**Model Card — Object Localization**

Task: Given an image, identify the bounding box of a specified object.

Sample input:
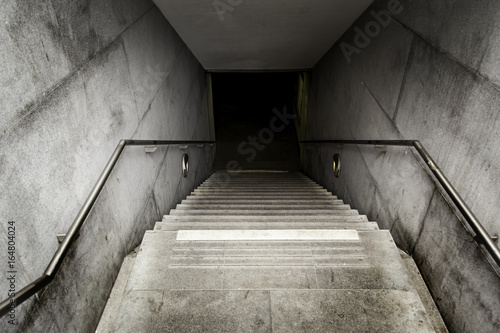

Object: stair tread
[176,204,346,209]
[190,192,333,195]
[162,215,370,222]
[112,289,435,333]
[173,205,351,210]
[155,221,380,231]
[125,230,419,292]
[169,209,360,216]
[183,198,340,202]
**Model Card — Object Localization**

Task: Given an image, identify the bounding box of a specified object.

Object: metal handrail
[0,139,215,317]
[301,139,500,267]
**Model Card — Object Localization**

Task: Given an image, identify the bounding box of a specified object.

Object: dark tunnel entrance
[211,72,302,171]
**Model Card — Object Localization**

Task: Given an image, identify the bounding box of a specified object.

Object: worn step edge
[191,192,331,196]
[95,246,140,333]
[183,197,339,202]
[178,200,345,205]
[205,180,317,183]
[162,215,369,222]
[169,210,359,216]
[174,204,348,210]
[193,189,328,192]
[199,183,319,185]
[202,179,317,182]
[175,229,360,241]
[154,221,380,231]
[172,205,352,212]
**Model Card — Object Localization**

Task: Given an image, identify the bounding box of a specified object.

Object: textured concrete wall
[0,1,213,332]
[303,0,500,332]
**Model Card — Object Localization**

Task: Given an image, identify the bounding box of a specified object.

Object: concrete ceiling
[153,0,373,71]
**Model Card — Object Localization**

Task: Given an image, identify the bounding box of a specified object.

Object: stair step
[207,172,307,176]
[181,199,344,205]
[112,288,434,333]
[204,178,316,180]
[200,184,320,188]
[155,221,380,231]
[182,197,339,203]
[202,179,317,183]
[201,179,319,184]
[124,230,419,292]
[202,181,317,185]
[188,193,334,197]
[203,178,315,180]
[176,229,359,241]
[191,191,331,196]
[175,204,347,210]
[162,215,370,222]
[173,205,352,211]
[169,209,359,216]
[193,188,328,193]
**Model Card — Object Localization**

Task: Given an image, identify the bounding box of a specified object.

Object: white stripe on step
[176,229,359,241]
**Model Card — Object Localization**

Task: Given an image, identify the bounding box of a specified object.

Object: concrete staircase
[105,171,437,332]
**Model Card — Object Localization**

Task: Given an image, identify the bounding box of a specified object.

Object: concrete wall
[0,1,213,331]
[303,0,500,332]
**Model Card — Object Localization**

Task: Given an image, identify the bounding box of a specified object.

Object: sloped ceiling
[153,0,373,71]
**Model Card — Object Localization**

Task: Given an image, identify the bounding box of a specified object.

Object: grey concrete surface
[414,191,500,332]
[103,171,435,331]
[111,288,434,333]
[182,198,342,203]
[0,2,213,332]
[96,246,140,333]
[303,1,500,332]
[0,0,154,136]
[395,37,500,237]
[194,187,328,192]
[271,289,433,333]
[112,229,432,330]
[341,7,413,119]
[155,221,380,231]
[380,0,500,87]
[112,290,273,333]
[399,250,448,333]
[176,203,346,208]
[153,0,373,70]
[162,215,370,223]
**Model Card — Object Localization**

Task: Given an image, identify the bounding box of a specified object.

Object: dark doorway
[212,73,301,171]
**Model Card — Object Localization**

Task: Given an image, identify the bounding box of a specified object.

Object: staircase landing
[103,171,439,332]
